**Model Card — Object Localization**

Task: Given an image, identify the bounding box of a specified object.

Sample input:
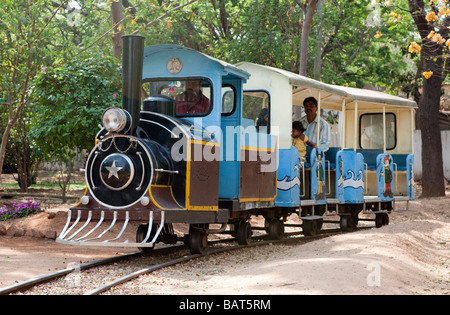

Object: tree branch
[132,0,199,35]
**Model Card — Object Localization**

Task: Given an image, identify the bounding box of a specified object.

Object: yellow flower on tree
[408,41,421,53]
[423,71,433,79]
[375,31,383,38]
[432,33,445,44]
[439,4,450,16]
[426,12,439,22]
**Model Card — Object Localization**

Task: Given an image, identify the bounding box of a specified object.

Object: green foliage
[30,54,122,159]
[0,0,426,172]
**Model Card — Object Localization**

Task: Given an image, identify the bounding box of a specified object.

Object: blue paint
[276,148,301,207]
[336,149,365,204]
[407,154,415,200]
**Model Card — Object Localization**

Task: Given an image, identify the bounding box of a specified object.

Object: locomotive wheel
[340,215,357,232]
[302,219,322,236]
[267,218,284,240]
[136,224,157,253]
[236,220,252,245]
[188,225,208,254]
[375,213,389,228]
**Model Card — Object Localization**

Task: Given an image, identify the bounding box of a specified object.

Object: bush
[0,199,44,221]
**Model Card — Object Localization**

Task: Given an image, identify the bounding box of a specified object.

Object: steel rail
[84,226,369,295]
[0,251,144,295]
[0,225,374,295]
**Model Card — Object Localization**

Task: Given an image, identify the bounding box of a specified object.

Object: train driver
[175,79,210,115]
[299,97,331,152]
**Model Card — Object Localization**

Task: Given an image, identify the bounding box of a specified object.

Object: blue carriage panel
[390,154,408,171]
[275,147,300,207]
[310,148,327,205]
[376,153,394,201]
[336,149,365,204]
[356,149,383,170]
[219,124,239,199]
[304,145,312,168]
[407,154,415,200]
[325,146,340,170]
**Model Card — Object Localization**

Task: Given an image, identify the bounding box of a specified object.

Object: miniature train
[56,35,416,253]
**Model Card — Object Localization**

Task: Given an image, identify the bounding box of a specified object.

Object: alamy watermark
[64,262,81,288]
[366,262,381,287]
[67,0,81,27]
[169,118,279,173]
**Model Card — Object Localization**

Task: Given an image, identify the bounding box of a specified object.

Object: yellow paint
[240,146,274,152]
[239,196,276,202]
[191,139,220,147]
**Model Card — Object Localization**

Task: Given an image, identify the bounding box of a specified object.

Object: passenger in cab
[175,79,210,115]
[300,97,331,152]
[292,121,317,162]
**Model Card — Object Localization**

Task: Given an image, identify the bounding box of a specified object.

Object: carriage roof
[336,86,417,109]
[235,62,417,111]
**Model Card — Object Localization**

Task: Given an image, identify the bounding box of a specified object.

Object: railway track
[0,225,372,295]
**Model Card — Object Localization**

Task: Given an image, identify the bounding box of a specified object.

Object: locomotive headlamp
[102,107,132,133]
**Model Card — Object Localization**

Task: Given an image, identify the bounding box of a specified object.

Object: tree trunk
[408,0,446,197]
[111,1,124,60]
[297,0,318,76]
[313,0,324,80]
[419,41,446,197]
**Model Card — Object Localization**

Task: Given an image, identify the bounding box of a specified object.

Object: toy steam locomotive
[57,35,416,254]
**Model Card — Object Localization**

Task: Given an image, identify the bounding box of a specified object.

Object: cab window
[243,91,270,133]
[147,79,212,116]
[221,85,236,115]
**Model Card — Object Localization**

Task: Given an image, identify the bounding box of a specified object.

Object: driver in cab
[175,80,210,115]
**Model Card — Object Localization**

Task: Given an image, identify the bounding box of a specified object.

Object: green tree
[30,54,122,202]
[0,0,68,180]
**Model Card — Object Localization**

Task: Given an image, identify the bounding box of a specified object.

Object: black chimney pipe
[122,35,145,134]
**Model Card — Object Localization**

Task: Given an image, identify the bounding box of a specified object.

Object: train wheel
[302,219,322,236]
[236,220,252,245]
[188,225,208,254]
[340,215,357,232]
[375,213,389,228]
[267,218,284,240]
[136,224,156,253]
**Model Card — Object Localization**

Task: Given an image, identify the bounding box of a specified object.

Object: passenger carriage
[236,62,417,234]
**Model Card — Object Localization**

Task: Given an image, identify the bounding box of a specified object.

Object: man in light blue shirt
[299,97,330,152]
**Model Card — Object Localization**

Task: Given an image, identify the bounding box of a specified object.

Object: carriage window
[243,91,270,133]
[147,79,211,116]
[360,113,396,150]
[221,86,235,115]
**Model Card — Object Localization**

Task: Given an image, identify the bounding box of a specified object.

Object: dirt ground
[0,176,449,294]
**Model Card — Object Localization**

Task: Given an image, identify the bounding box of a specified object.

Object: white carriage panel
[237,63,293,150]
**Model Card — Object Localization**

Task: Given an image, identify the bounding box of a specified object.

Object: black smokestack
[122,35,145,134]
